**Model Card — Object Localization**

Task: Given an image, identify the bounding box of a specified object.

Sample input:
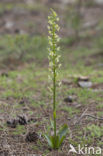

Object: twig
[74,108,88,124]
[75,110,103,125]
[82,114,103,121]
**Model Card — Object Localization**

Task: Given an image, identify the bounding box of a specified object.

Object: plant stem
[53,23,56,137]
[53,66,56,137]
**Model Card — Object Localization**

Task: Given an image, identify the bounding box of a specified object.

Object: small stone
[5,21,14,29]
[77,76,89,82]
[14,29,20,34]
[95,0,103,4]
[19,100,25,105]
[97,63,103,67]
[78,81,92,88]
[14,29,26,34]
[64,96,73,103]
[26,0,34,5]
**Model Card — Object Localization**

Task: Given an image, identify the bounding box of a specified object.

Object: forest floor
[0,0,103,156]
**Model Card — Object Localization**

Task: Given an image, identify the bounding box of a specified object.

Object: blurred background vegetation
[0,0,103,69]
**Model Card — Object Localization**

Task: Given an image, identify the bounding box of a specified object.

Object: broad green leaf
[58,124,68,140]
[44,135,53,148]
[59,135,65,146]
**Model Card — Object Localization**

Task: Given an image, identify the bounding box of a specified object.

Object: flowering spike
[45,9,68,150]
[48,9,61,138]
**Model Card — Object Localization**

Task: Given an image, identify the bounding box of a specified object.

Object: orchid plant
[45,9,68,150]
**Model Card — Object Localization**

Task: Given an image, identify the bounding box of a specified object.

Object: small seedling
[45,9,68,150]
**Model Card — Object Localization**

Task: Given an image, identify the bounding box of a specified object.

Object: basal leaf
[44,134,53,148]
[51,135,60,149]
[59,135,65,146]
[58,124,68,140]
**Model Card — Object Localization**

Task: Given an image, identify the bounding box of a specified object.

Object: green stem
[52,22,56,137]
[53,67,56,137]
